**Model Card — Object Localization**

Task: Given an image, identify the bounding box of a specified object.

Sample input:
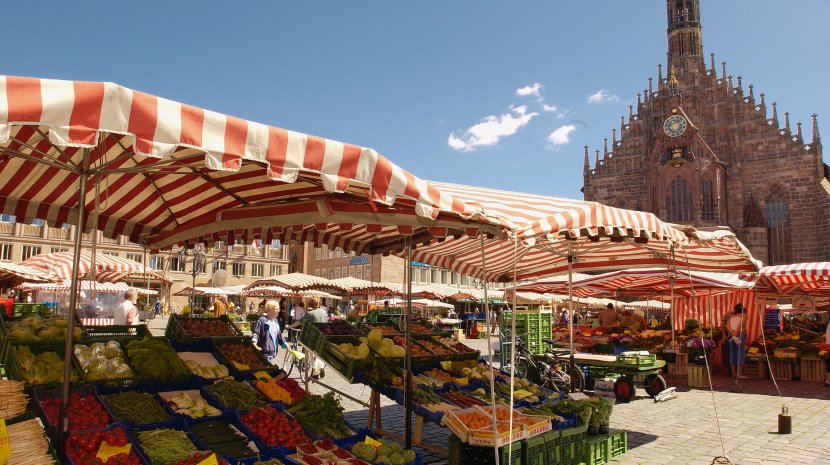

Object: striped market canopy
[173,286,244,297]
[244,272,347,292]
[329,277,403,295]
[0,261,60,283]
[239,286,292,298]
[519,268,755,298]
[409,183,759,282]
[18,280,147,294]
[0,76,499,254]
[20,250,155,282]
[755,262,830,295]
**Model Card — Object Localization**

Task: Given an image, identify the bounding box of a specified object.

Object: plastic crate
[212,336,283,377]
[72,339,144,389]
[84,324,151,340]
[7,341,85,391]
[584,429,627,465]
[32,384,117,442]
[4,411,62,465]
[522,432,547,465]
[553,423,588,465]
[166,314,244,342]
[448,434,523,465]
[616,353,657,366]
[298,320,327,354]
[189,412,262,460]
[0,313,86,363]
[131,416,202,465]
[64,422,145,465]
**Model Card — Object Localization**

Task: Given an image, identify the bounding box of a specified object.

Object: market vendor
[619,310,646,332]
[599,303,620,327]
[252,300,288,363]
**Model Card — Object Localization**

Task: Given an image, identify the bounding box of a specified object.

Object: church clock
[663,114,687,137]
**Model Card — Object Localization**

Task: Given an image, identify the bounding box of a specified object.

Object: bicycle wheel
[281,349,295,377]
[547,359,585,393]
[515,357,531,379]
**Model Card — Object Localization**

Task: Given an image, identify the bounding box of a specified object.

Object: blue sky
[3,1,828,199]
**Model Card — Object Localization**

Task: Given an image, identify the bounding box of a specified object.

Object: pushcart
[572,353,668,403]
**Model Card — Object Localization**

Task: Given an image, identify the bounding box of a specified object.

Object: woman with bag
[726,304,748,379]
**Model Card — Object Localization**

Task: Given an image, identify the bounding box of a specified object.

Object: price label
[0,419,10,465]
[440,361,452,370]
[96,442,131,461]
[748,347,759,354]
[196,453,219,465]
[364,436,382,448]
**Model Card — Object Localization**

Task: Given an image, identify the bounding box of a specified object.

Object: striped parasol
[754,262,830,295]
[20,250,156,282]
[0,262,60,283]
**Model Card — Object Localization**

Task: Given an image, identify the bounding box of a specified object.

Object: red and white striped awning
[244,273,347,292]
[0,76,499,255]
[672,290,761,344]
[20,250,158,282]
[173,286,243,297]
[0,262,60,283]
[329,277,403,296]
[519,268,755,298]
[755,262,830,295]
[409,183,759,281]
[18,280,153,294]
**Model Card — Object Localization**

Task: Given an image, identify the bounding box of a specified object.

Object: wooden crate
[799,357,826,383]
[741,359,768,379]
[687,365,711,388]
[770,359,794,381]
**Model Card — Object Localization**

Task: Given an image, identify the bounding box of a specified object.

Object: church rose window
[764,187,792,264]
[701,177,715,221]
[665,175,694,223]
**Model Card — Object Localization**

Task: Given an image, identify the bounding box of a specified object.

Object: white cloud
[587,89,621,104]
[516,83,542,98]
[547,124,577,148]
[542,104,558,113]
[448,105,538,152]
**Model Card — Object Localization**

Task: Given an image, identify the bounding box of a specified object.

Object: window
[349,265,355,278]
[315,268,321,277]
[213,261,227,274]
[32,219,45,226]
[102,251,119,257]
[334,267,341,279]
[430,268,438,284]
[328,247,334,259]
[270,239,281,249]
[150,255,165,270]
[214,241,225,253]
[232,262,245,277]
[450,271,457,285]
[321,269,328,279]
[126,253,142,264]
[170,256,185,272]
[764,187,792,265]
[460,274,468,286]
[270,264,283,276]
[441,270,448,284]
[0,214,15,223]
[51,247,68,254]
[363,264,371,280]
[355,265,363,279]
[701,177,716,222]
[251,263,264,277]
[0,243,12,261]
[665,175,694,223]
[315,247,322,260]
[419,268,428,283]
[341,266,348,278]
[21,245,41,261]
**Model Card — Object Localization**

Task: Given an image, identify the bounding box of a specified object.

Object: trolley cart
[572,353,667,403]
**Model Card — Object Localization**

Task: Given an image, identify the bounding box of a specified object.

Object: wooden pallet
[770,359,794,381]
[741,359,768,379]
[687,365,711,388]
[799,357,825,382]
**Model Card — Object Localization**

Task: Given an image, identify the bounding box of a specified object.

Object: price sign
[96,442,131,461]
[196,453,219,465]
[748,347,759,354]
[0,419,10,465]
[364,436,382,448]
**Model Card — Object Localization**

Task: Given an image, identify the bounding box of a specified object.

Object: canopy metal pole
[567,240,576,391]
[404,238,413,449]
[506,235,519,462]
[58,149,90,457]
[478,234,499,465]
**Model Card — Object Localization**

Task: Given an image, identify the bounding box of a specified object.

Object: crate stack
[502,308,553,356]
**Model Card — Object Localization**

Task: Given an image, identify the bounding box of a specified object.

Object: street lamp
[179,246,206,311]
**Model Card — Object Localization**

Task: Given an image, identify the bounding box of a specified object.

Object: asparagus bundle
[0,379,28,419]
[7,418,57,465]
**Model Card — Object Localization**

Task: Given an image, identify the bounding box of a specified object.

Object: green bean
[104,391,171,425]
[204,378,267,410]
[135,428,197,463]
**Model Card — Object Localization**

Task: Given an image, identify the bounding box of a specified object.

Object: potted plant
[685,338,716,365]
[587,396,613,435]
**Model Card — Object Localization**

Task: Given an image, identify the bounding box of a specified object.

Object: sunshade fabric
[0,76,499,253]
[409,183,759,281]
[330,277,402,295]
[671,290,761,344]
[21,250,153,282]
[245,273,346,292]
[19,280,135,294]
[173,286,244,297]
[0,262,60,283]
[519,268,755,298]
[755,262,830,295]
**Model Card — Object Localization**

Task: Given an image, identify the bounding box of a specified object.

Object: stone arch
[763,184,792,264]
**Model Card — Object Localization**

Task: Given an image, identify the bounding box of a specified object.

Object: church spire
[583,145,590,173]
[666,0,703,70]
[812,113,821,144]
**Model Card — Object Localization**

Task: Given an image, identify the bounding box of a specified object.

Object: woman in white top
[726,303,747,379]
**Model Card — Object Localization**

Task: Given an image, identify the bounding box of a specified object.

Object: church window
[665,175,694,223]
[701,177,715,222]
[764,187,792,264]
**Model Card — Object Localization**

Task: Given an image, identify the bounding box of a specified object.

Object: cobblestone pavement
[148,319,830,464]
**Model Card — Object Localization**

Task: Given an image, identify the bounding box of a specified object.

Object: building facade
[582,0,828,265]
[0,217,291,310]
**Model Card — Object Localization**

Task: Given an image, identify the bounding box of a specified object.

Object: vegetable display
[217,342,268,370]
[0,379,28,419]
[126,338,191,383]
[7,315,82,341]
[180,318,238,337]
[12,346,78,385]
[190,419,259,458]
[68,427,141,465]
[318,321,362,335]
[351,439,417,465]
[134,428,198,464]
[204,378,268,410]
[6,418,58,465]
[254,376,305,405]
[168,452,232,465]
[240,406,310,449]
[287,392,351,438]
[75,341,137,381]
[104,391,171,425]
[160,390,222,418]
[40,392,111,431]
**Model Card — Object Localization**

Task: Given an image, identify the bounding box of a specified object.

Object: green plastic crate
[617,353,656,366]
[165,314,244,342]
[448,434,523,465]
[584,430,627,465]
[298,320,327,354]
[557,423,588,465]
[522,432,547,465]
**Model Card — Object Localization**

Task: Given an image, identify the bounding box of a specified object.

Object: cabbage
[391,345,406,357]
[90,343,106,357]
[380,338,394,349]
[104,341,122,359]
[357,343,370,359]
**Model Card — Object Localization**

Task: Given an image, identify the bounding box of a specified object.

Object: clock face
[663,115,687,137]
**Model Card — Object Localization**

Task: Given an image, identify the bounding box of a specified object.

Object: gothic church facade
[582,0,828,266]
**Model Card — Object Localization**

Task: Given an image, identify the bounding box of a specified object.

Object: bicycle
[282,327,309,381]
[508,334,585,394]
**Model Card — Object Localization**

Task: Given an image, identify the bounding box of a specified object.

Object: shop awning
[754,262,830,295]
[244,272,347,292]
[0,262,60,283]
[20,250,163,283]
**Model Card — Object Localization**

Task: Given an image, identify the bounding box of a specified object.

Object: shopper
[153,298,162,317]
[726,303,748,379]
[302,298,328,324]
[824,319,830,387]
[115,288,138,326]
[560,309,570,326]
[599,303,620,327]
[292,299,306,322]
[213,296,227,317]
[251,300,288,363]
